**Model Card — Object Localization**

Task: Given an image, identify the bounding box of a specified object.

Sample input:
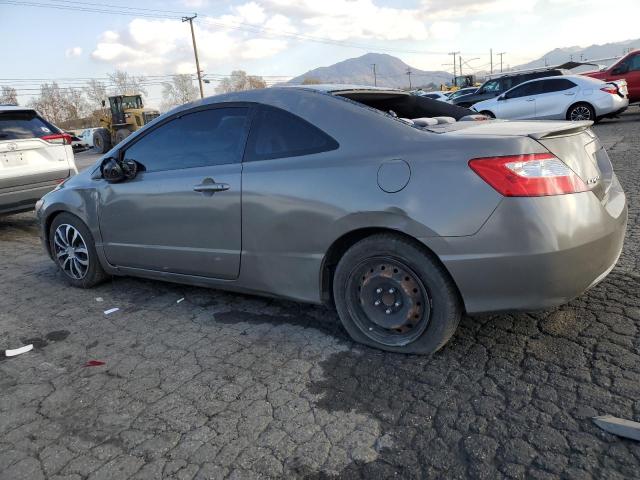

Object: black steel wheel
[333,233,462,354]
[49,213,108,288]
[346,256,431,347]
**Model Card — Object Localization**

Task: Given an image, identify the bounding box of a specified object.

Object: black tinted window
[246,106,338,161]
[124,107,248,172]
[540,78,576,93]
[0,111,58,140]
[629,55,640,72]
[506,81,543,99]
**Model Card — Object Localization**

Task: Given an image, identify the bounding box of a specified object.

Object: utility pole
[490,48,493,74]
[459,56,463,77]
[406,67,412,89]
[449,51,460,82]
[497,52,506,73]
[371,64,377,86]
[182,14,204,99]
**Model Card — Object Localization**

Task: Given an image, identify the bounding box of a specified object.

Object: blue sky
[2,0,639,106]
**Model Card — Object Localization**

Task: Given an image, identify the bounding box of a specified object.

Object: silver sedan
[36,85,627,354]
[472,75,628,122]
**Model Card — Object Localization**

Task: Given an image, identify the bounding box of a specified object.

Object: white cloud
[182,0,208,7]
[234,1,267,24]
[429,21,460,40]
[65,46,82,58]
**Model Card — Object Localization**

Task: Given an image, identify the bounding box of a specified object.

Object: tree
[0,86,18,105]
[161,74,199,111]
[28,82,89,127]
[107,70,148,97]
[215,70,267,94]
[302,77,321,85]
[84,79,108,109]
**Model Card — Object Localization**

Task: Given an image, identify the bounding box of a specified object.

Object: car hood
[427,120,593,139]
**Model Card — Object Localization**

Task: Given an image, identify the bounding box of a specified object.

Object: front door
[497,81,541,119]
[97,106,250,280]
[609,53,640,102]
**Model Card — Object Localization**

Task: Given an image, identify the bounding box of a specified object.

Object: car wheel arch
[319,227,462,309]
[566,101,595,121]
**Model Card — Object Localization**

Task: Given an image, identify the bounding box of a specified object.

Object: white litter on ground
[6,344,34,357]
[177,297,185,304]
[103,308,119,315]
[95,297,103,302]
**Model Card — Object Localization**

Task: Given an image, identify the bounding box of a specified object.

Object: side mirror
[101,157,138,183]
[497,94,506,101]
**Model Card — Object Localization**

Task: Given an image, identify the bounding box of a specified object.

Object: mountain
[515,38,639,71]
[287,53,452,89]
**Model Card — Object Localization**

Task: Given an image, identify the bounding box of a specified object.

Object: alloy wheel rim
[346,256,431,347]
[570,106,591,121]
[53,224,89,280]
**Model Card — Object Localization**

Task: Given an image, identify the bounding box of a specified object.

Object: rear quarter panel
[238,91,544,302]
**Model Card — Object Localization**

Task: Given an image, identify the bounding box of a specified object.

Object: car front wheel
[49,213,108,288]
[333,233,462,354]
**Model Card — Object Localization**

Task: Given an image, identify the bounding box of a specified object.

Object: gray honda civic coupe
[36,85,627,354]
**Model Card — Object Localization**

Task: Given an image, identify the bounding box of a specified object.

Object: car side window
[506,81,542,99]
[245,106,338,162]
[629,55,640,72]
[540,79,576,94]
[123,107,248,172]
[481,80,501,93]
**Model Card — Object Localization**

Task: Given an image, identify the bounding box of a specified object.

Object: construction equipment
[93,95,160,153]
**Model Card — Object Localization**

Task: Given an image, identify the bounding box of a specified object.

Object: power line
[1,0,488,56]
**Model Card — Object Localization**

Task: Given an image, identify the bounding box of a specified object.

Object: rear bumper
[0,180,62,215]
[427,176,627,313]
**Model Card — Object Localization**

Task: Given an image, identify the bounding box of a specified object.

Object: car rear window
[0,110,59,141]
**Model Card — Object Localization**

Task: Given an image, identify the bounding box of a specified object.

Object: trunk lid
[0,138,71,190]
[431,120,612,201]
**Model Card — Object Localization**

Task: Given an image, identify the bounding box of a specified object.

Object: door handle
[564,92,576,95]
[193,178,230,194]
[526,98,535,102]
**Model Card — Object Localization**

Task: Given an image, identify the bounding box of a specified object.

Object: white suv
[0,106,77,215]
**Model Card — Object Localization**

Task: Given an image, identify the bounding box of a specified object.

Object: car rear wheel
[93,128,111,154]
[333,234,462,354]
[50,213,108,288]
[567,102,595,121]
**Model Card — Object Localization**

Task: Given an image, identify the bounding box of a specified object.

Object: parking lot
[1,110,639,479]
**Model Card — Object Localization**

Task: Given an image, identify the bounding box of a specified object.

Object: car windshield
[0,110,59,140]
[121,96,143,109]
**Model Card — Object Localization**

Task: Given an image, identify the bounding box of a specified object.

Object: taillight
[41,133,72,145]
[600,85,618,95]
[469,153,588,197]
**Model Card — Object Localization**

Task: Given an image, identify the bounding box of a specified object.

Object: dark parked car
[452,69,568,108]
[36,85,627,354]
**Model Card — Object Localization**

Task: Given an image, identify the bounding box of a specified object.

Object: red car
[584,50,640,104]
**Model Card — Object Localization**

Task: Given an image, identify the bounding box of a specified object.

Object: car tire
[93,128,111,154]
[566,102,595,122]
[479,110,495,118]
[49,213,108,288]
[333,233,462,355]
[115,128,130,145]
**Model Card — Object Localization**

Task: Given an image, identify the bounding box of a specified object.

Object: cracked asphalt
[1,109,639,479]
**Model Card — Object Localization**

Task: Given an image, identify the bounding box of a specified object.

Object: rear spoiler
[528,121,593,140]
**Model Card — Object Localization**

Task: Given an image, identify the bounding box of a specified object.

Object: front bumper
[428,176,627,313]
